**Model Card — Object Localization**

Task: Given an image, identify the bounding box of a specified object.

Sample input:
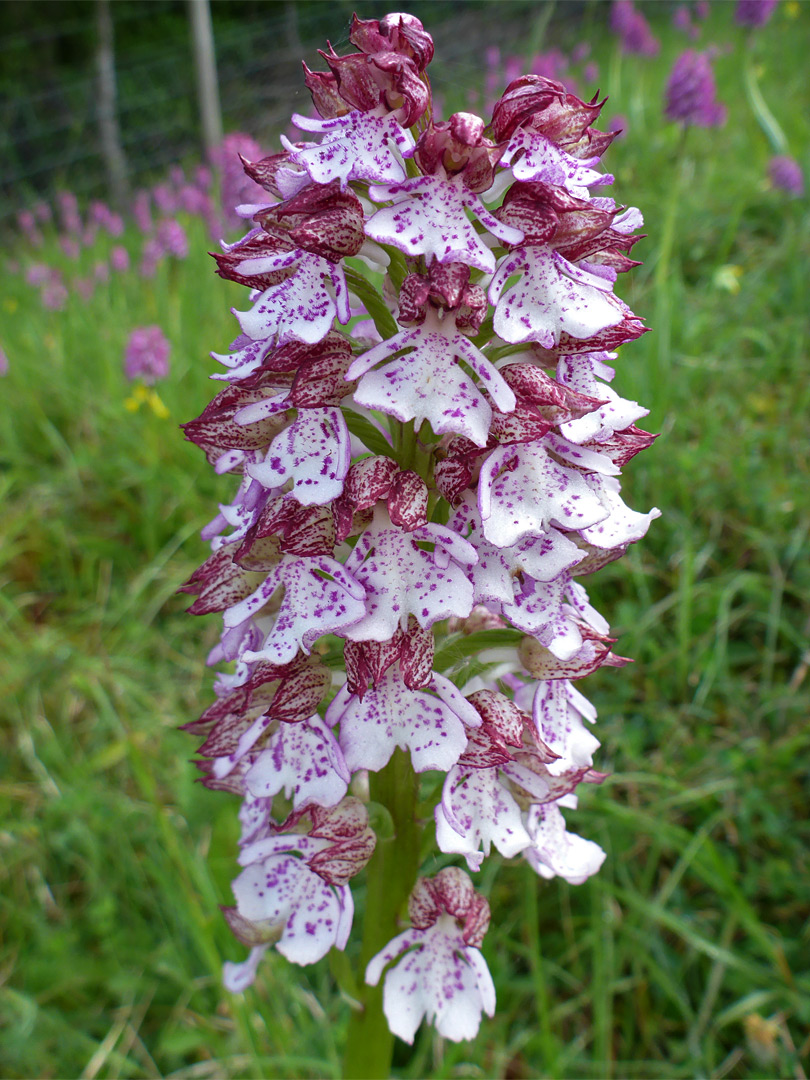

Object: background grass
[1,4,809,1077]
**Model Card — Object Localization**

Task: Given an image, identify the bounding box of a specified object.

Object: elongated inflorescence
[181,11,658,1045]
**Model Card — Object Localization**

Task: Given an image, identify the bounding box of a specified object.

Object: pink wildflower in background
[673,5,700,37]
[25,263,55,287]
[768,155,804,196]
[156,219,189,259]
[0,346,9,376]
[664,48,727,127]
[110,245,130,273]
[152,183,178,216]
[105,212,124,237]
[133,190,152,234]
[17,210,43,246]
[56,191,82,234]
[74,278,95,302]
[212,132,272,231]
[572,42,590,63]
[735,0,779,26]
[503,54,523,85]
[124,326,171,384]
[673,6,691,31]
[60,236,81,260]
[139,237,163,278]
[611,0,661,55]
[41,281,69,311]
[82,224,99,248]
[530,49,569,84]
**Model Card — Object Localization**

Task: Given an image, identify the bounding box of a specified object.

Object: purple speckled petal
[245,714,350,810]
[238,832,323,867]
[223,944,268,992]
[284,110,413,188]
[502,128,611,193]
[233,848,349,966]
[349,311,514,447]
[529,680,600,777]
[364,928,425,1042]
[429,671,483,730]
[329,668,469,774]
[232,393,289,427]
[277,868,352,965]
[233,251,349,345]
[478,439,609,548]
[211,335,275,380]
[365,175,519,274]
[366,921,496,1044]
[523,801,606,885]
[450,494,584,608]
[232,851,306,929]
[435,763,531,870]
[489,246,625,347]
[210,711,274,780]
[560,384,649,443]
[238,788,273,848]
[543,431,620,477]
[226,554,366,665]
[342,505,475,641]
[502,576,584,659]
[246,407,351,505]
[460,186,524,247]
[579,474,661,548]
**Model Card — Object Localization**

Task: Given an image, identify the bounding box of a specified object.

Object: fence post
[189,0,223,163]
[96,0,129,209]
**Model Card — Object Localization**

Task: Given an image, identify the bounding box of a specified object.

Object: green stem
[343,750,421,1079]
[524,874,559,1077]
[651,127,689,412]
[742,49,788,154]
[394,419,418,472]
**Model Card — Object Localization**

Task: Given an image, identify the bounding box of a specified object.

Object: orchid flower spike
[180,9,657,1063]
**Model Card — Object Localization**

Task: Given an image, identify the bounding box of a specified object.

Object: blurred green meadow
[2,4,809,1078]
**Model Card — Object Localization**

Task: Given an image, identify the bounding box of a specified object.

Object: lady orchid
[181,12,658,1074]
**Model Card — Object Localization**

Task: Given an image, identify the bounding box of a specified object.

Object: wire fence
[0,0,592,224]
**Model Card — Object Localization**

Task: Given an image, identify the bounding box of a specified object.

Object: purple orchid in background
[735,0,779,26]
[124,325,171,384]
[41,280,69,311]
[768,155,804,196]
[133,190,152,234]
[156,218,189,259]
[611,0,661,56]
[180,11,657,1067]
[212,132,273,231]
[664,48,727,128]
[110,245,130,273]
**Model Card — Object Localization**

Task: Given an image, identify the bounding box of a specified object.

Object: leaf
[343,409,394,459]
[433,629,523,672]
[344,267,398,342]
